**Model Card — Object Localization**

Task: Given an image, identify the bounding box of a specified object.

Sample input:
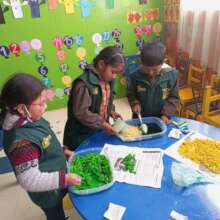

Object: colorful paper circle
[41,77,52,88]
[56,50,67,62]
[35,53,46,64]
[0,45,10,58]
[62,75,72,87]
[9,43,20,56]
[55,88,64,99]
[30,39,42,51]
[52,36,64,50]
[19,41,31,54]
[92,33,102,46]
[63,36,74,49]
[38,65,48,76]
[59,63,69,73]
[76,47,86,60]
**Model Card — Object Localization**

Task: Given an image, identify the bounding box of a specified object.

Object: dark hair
[0,73,45,125]
[140,42,166,66]
[93,46,124,67]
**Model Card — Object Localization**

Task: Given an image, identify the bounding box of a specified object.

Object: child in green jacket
[64,46,124,150]
[1,73,81,220]
[127,42,179,124]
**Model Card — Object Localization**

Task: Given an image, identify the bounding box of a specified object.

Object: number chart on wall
[0,0,164,110]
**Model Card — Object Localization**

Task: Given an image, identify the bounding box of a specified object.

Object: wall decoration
[76,47,87,70]
[3,0,27,19]
[63,35,74,49]
[153,22,162,41]
[28,0,45,18]
[31,38,52,88]
[0,4,9,24]
[139,0,147,4]
[0,0,164,110]
[142,24,152,37]
[55,88,64,99]
[112,28,123,50]
[102,31,112,45]
[8,43,20,56]
[53,36,72,95]
[134,25,144,50]
[105,0,114,9]
[0,45,10,58]
[144,8,160,21]
[127,11,142,23]
[19,41,31,54]
[48,0,58,10]
[92,33,102,54]
[59,0,77,14]
[75,0,96,17]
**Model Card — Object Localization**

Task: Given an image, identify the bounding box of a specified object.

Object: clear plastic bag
[171,162,205,187]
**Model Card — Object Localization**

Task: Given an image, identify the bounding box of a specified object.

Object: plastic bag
[171,162,205,187]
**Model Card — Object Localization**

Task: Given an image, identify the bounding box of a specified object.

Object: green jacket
[4,118,67,208]
[64,69,115,150]
[127,67,179,117]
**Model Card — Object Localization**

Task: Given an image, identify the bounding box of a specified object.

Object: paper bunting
[105,0,114,9]
[59,0,77,14]
[75,0,96,17]
[0,5,8,24]
[28,0,45,18]
[139,0,147,4]
[48,0,58,10]
[3,0,27,19]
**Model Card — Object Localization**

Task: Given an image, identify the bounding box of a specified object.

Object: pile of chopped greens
[121,154,136,173]
[69,153,113,190]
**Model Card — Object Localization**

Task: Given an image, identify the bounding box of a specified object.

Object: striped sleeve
[8,140,67,192]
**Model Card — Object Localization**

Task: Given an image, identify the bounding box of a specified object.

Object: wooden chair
[202,85,220,127]
[178,64,207,120]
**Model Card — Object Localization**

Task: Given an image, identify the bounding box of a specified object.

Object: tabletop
[69,117,220,220]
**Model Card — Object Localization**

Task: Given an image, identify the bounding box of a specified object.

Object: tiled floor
[0,98,131,220]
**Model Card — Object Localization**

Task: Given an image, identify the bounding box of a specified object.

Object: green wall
[0,0,164,110]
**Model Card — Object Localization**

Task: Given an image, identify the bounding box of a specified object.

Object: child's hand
[63,146,74,158]
[160,115,170,124]
[65,173,81,186]
[103,121,115,134]
[132,104,141,114]
[111,111,123,120]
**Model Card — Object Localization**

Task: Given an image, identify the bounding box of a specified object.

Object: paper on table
[104,202,126,220]
[101,144,164,188]
[165,132,220,184]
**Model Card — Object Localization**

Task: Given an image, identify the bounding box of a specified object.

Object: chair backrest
[187,64,207,90]
[124,54,141,87]
[202,86,220,116]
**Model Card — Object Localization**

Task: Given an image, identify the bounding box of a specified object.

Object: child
[0,73,81,220]
[64,46,124,150]
[127,42,179,124]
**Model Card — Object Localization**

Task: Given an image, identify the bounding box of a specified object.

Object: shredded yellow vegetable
[178,138,220,174]
[120,125,141,138]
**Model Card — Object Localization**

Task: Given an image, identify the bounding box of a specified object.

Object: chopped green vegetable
[121,154,136,173]
[69,153,113,190]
